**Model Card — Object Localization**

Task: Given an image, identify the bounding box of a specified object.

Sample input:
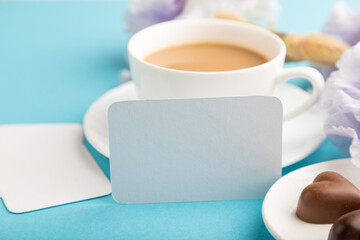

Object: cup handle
[275,67,325,121]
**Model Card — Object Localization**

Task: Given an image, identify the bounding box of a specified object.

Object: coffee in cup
[144,42,268,72]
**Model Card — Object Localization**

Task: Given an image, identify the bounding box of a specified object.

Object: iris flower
[318,2,360,79]
[321,42,360,166]
[124,0,280,32]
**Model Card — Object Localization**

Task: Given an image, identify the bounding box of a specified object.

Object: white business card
[109,96,282,204]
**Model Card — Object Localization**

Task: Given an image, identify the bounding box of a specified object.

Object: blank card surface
[0,124,111,213]
[109,96,282,204]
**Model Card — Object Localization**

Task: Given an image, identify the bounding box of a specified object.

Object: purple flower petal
[318,2,360,80]
[312,64,337,80]
[125,0,282,33]
[124,0,186,32]
[323,2,360,45]
[321,42,360,166]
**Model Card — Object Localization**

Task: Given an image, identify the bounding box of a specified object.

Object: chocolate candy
[328,209,360,240]
[296,171,360,224]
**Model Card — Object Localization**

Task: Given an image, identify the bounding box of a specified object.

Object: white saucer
[262,159,359,240]
[83,82,325,167]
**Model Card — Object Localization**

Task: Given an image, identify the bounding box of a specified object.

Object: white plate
[83,82,325,167]
[262,159,359,240]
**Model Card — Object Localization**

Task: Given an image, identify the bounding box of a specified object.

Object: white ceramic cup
[128,19,324,120]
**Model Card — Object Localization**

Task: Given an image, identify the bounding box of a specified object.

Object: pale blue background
[0,1,359,239]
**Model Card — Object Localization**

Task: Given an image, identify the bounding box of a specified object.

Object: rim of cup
[128,18,286,75]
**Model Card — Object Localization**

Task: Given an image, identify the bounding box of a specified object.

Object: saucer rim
[83,82,325,167]
[83,82,134,157]
[262,158,352,240]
